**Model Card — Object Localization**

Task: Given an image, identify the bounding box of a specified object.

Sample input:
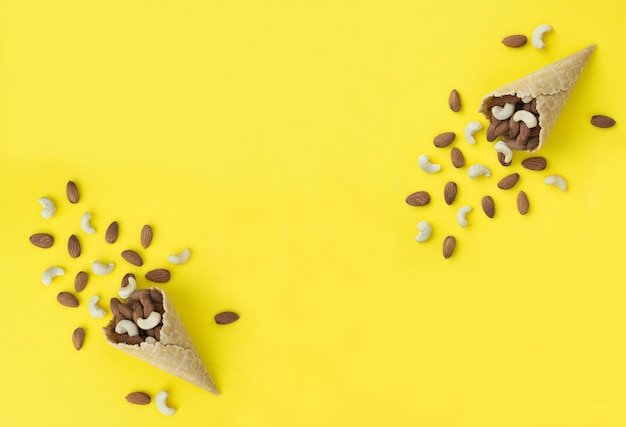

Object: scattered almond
[145,269,171,283]
[29,233,54,248]
[121,273,135,288]
[517,191,530,215]
[72,327,85,350]
[502,34,527,48]
[126,392,151,405]
[497,173,520,190]
[481,196,495,218]
[450,147,465,168]
[121,250,144,266]
[105,221,119,244]
[66,180,80,204]
[405,191,431,206]
[68,234,81,258]
[444,181,457,205]
[141,225,153,249]
[448,89,461,112]
[591,115,616,128]
[57,292,79,308]
[521,156,547,171]
[433,132,456,148]
[442,236,456,259]
[497,152,511,167]
[74,271,89,293]
[215,311,240,325]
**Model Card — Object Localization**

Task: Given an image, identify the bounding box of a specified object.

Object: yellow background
[1,0,625,426]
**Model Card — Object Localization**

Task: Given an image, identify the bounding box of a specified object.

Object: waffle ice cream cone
[479,44,596,152]
[103,287,219,395]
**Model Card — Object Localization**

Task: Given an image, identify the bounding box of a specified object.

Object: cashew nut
[81,212,96,234]
[513,110,538,128]
[414,221,432,243]
[88,295,106,319]
[155,391,176,416]
[38,197,56,219]
[118,275,137,299]
[145,336,157,344]
[115,319,139,337]
[491,103,515,120]
[468,164,491,179]
[457,205,472,227]
[521,95,533,103]
[544,175,567,191]
[532,24,552,49]
[494,141,513,163]
[42,266,65,285]
[137,311,162,330]
[464,121,483,144]
[418,154,441,173]
[168,248,191,265]
[92,260,115,276]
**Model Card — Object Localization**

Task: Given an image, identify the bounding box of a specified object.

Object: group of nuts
[110,286,165,345]
[484,95,542,151]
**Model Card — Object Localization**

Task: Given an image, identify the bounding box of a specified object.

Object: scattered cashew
[155,391,176,416]
[464,121,483,144]
[137,311,162,330]
[532,24,552,49]
[42,266,64,285]
[521,95,533,103]
[115,319,139,337]
[88,295,106,319]
[92,260,115,276]
[544,175,567,191]
[418,154,441,173]
[168,248,191,265]
[118,275,137,299]
[491,103,515,120]
[145,336,157,344]
[81,212,96,234]
[513,110,538,128]
[414,221,432,243]
[38,197,56,219]
[457,205,472,227]
[468,164,491,179]
[494,141,513,163]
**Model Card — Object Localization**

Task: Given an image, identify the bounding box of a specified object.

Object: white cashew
[464,121,483,144]
[494,141,513,163]
[168,248,191,265]
[118,275,137,299]
[457,205,472,227]
[115,319,139,337]
[42,266,64,285]
[521,95,533,103]
[38,197,56,219]
[92,260,115,276]
[513,110,538,128]
[88,295,106,319]
[418,154,441,173]
[81,212,96,234]
[145,336,157,344]
[468,164,491,179]
[544,175,567,191]
[414,221,432,243]
[137,311,162,330]
[491,103,515,120]
[155,391,176,416]
[532,24,552,49]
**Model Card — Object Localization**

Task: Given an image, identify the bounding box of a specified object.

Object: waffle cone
[479,44,596,152]
[103,287,219,395]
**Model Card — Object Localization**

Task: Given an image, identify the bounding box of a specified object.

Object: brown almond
[72,327,85,350]
[215,311,240,325]
[57,292,79,308]
[497,173,520,190]
[141,225,153,249]
[68,234,81,258]
[145,269,171,283]
[66,180,80,204]
[29,233,54,248]
[497,152,511,167]
[132,302,144,323]
[406,191,430,207]
[126,392,151,405]
[450,147,465,168]
[481,196,495,218]
[444,181,457,205]
[105,221,119,244]
[433,132,456,148]
[517,191,530,215]
[591,115,616,128]
[448,89,461,112]
[442,236,456,259]
[502,34,527,48]
[122,250,144,266]
[74,271,89,293]
[150,289,164,304]
[521,156,547,171]
[121,273,135,288]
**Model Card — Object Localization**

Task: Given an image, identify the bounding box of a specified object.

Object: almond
[433,132,456,148]
[497,151,511,167]
[105,221,119,244]
[591,115,616,128]
[141,225,153,249]
[74,271,89,293]
[121,273,135,288]
[497,173,520,190]
[521,156,547,171]
[442,236,456,259]
[122,250,144,266]
[30,233,54,248]
[145,269,171,283]
[66,180,80,204]
[448,89,461,112]
[215,311,240,325]
[72,327,85,350]
[502,34,527,48]
[481,196,495,218]
[405,191,430,206]
[57,292,79,308]
[450,147,465,168]
[68,234,81,258]
[517,191,530,215]
[444,181,457,205]
[126,392,151,405]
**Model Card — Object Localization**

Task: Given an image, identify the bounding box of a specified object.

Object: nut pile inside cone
[109,288,165,345]
[484,95,542,151]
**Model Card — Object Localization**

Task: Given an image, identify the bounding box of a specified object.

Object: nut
[105,221,119,244]
[492,103,515,121]
[464,121,482,144]
[517,191,530,215]
[215,311,240,325]
[30,233,54,248]
[531,23,552,49]
[74,271,89,293]
[414,221,432,243]
[418,154,441,173]
[126,392,151,405]
[450,147,465,168]
[502,34,527,48]
[481,196,495,218]
[68,234,81,258]
[81,212,96,235]
[42,266,64,286]
[456,205,472,227]
[88,295,106,319]
[168,248,191,265]
[468,164,491,179]
[442,236,456,259]
[545,175,567,191]
[137,311,162,330]
[141,225,153,249]
[448,89,461,112]
[433,132,456,148]
[155,391,176,416]
[145,269,171,283]
[406,191,431,207]
[444,181,457,205]
[521,156,547,170]
[57,292,79,308]
[121,250,144,266]
[119,274,137,299]
[513,110,538,128]
[38,197,56,219]
[66,181,80,204]
[497,152,511,167]
[115,319,139,337]
[494,141,513,164]
[497,173,520,190]
[72,327,85,350]
[92,260,115,276]
[591,115,616,128]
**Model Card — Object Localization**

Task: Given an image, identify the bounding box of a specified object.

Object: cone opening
[106,288,166,346]
[482,94,542,151]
